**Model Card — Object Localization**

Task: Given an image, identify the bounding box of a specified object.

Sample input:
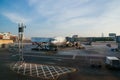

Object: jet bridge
[116,36,120,50]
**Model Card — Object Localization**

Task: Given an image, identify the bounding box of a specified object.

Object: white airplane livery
[31,37,66,46]
[51,37,67,46]
[31,37,67,51]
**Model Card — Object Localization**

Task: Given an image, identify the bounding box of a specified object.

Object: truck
[105,56,120,69]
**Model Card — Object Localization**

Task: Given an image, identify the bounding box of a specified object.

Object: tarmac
[0,41,120,80]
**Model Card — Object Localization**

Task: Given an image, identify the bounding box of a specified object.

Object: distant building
[109,33,116,37]
[116,36,120,49]
[72,35,78,38]
[0,32,17,48]
[116,36,120,43]
[0,32,17,41]
[109,33,116,41]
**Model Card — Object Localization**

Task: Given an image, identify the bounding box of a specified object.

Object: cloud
[3,12,31,23]
[28,0,91,17]
[96,0,120,31]
[28,0,97,25]
[27,0,120,37]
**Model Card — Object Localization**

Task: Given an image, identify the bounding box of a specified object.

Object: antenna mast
[18,23,26,62]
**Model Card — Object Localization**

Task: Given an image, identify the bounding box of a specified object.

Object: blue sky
[0,0,120,38]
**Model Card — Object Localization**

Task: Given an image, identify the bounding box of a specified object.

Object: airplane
[50,37,67,46]
[31,37,67,51]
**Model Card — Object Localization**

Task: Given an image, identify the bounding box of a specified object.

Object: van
[105,56,120,69]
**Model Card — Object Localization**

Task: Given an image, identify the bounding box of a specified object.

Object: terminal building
[109,33,116,41]
[0,32,17,48]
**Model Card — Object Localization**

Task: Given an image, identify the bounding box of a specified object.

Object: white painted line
[64,68,70,73]
[17,64,23,73]
[24,55,71,59]
[58,67,64,74]
[72,54,77,59]
[51,66,59,76]
[30,64,32,76]
[46,66,54,79]
[12,54,19,57]
[41,65,47,78]
[23,63,26,75]
[35,64,39,77]
[12,62,76,79]
[12,62,18,70]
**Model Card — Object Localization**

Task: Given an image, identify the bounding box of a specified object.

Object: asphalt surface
[1,41,120,80]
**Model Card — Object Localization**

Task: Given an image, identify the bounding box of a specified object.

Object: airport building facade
[0,32,17,48]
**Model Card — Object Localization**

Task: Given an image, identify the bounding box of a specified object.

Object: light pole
[18,23,26,62]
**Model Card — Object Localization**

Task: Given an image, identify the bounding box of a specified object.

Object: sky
[0,0,120,38]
